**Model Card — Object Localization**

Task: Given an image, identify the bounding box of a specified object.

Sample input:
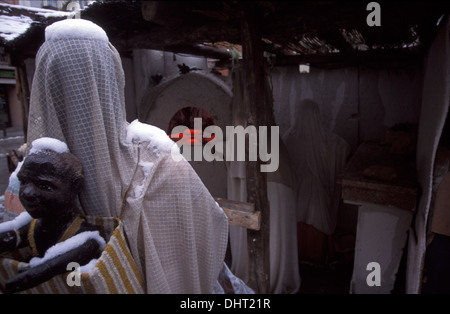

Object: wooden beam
[15,64,29,142]
[240,1,274,294]
[320,28,354,54]
[160,44,231,60]
[215,198,261,231]
[109,25,240,57]
[274,47,424,68]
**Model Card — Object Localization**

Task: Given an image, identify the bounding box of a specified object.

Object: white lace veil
[27,19,229,293]
[28,19,132,216]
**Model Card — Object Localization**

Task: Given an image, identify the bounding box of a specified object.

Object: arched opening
[167,106,216,146]
[139,72,232,198]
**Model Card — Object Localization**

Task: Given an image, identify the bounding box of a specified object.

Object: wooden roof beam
[273,47,424,68]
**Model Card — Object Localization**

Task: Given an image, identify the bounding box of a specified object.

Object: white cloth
[213,263,255,294]
[406,16,450,294]
[227,148,301,294]
[285,99,350,235]
[26,19,229,294]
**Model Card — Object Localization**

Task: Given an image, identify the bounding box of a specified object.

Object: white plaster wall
[133,49,165,112]
[133,49,209,111]
[121,57,137,122]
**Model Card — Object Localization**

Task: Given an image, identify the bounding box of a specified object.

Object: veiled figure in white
[285,99,350,236]
[227,140,301,294]
[25,18,230,293]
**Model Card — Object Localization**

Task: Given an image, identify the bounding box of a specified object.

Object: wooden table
[339,142,418,212]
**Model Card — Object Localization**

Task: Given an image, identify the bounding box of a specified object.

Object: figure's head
[27,18,126,216]
[17,144,83,219]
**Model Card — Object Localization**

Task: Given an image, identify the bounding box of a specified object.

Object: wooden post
[15,64,29,142]
[240,2,276,294]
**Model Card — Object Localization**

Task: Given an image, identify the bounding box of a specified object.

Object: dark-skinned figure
[0,137,105,294]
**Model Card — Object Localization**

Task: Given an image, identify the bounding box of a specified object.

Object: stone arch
[138,71,232,198]
[139,71,232,131]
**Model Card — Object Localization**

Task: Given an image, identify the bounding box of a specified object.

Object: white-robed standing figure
[287,99,350,235]
[285,99,350,264]
[25,18,230,293]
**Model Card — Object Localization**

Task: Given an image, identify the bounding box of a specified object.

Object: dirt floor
[298,252,354,294]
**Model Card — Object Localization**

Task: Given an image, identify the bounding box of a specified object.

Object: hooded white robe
[285,99,350,235]
[26,19,229,294]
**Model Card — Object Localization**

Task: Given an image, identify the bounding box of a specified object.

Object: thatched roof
[1,1,449,68]
[0,3,70,64]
